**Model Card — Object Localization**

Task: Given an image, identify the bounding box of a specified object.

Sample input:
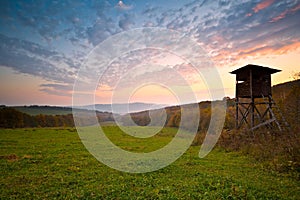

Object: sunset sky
[1,0,300,106]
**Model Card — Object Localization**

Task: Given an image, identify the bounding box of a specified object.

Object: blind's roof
[230,64,281,74]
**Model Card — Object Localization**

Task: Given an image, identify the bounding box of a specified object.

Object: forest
[0,106,114,128]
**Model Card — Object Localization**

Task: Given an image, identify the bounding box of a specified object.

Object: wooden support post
[235,78,239,129]
[236,100,239,129]
[268,95,272,120]
[250,69,254,128]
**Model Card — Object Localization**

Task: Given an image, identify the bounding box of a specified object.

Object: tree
[0,108,25,128]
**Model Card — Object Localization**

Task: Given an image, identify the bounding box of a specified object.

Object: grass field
[1,127,299,199]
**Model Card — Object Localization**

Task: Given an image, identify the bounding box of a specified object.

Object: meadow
[1,127,299,199]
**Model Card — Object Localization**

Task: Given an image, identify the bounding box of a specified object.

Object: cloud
[11,1,68,42]
[218,0,231,7]
[154,0,299,67]
[142,5,159,17]
[1,0,300,100]
[86,18,116,46]
[116,1,133,11]
[271,3,300,22]
[118,14,135,30]
[40,83,73,91]
[92,45,210,96]
[39,88,71,97]
[253,0,275,13]
[0,0,116,49]
[0,34,78,94]
[40,83,73,97]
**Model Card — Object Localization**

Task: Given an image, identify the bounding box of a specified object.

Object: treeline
[0,107,115,128]
[122,100,234,132]
[0,107,74,128]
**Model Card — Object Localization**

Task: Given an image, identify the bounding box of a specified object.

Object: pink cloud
[270,3,300,22]
[212,41,300,67]
[253,0,275,13]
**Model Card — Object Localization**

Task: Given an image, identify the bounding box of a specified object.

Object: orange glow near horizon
[128,84,179,105]
[1,45,299,106]
[0,67,71,106]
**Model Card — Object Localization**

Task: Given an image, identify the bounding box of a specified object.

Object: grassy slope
[272,79,300,100]
[1,128,299,199]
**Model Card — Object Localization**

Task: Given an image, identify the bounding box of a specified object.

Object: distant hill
[13,105,74,116]
[272,79,300,101]
[0,106,115,128]
[272,79,300,127]
[10,102,167,116]
[117,101,215,131]
[75,102,167,114]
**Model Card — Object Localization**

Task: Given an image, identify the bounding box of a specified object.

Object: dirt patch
[22,154,33,159]
[0,154,19,162]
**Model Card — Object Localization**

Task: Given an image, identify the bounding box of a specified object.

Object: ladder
[258,94,290,132]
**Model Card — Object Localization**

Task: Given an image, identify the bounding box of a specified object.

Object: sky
[0,0,300,106]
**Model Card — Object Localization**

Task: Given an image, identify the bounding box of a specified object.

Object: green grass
[1,127,299,199]
[102,126,178,152]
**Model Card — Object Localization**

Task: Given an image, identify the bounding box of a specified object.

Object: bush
[217,127,300,176]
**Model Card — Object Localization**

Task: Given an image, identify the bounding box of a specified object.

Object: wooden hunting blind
[230,64,289,131]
